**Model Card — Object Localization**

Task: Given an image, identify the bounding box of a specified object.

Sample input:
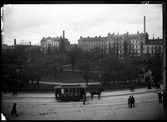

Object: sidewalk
[2,87,162,98]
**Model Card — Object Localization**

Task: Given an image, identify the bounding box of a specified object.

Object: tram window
[61,89,64,94]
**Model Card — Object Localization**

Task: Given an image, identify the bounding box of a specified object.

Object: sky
[1,4,163,45]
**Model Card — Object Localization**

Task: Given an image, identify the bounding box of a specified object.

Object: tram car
[54,83,87,101]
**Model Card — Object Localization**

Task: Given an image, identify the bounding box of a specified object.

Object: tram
[54,83,87,101]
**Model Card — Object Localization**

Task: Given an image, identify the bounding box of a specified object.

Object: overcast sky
[2,4,162,45]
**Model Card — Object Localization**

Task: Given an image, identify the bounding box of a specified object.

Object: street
[1,90,163,120]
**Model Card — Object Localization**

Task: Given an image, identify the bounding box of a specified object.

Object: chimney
[63,30,65,39]
[144,16,146,33]
[14,39,16,46]
[29,41,31,46]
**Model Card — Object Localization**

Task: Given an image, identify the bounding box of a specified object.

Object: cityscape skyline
[2,4,163,45]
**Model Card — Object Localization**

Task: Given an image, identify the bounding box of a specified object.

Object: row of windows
[79,42,106,46]
[61,88,80,94]
[110,39,142,44]
[147,50,162,54]
[110,49,140,54]
[146,46,162,49]
[41,42,59,46]
[82,46,106,50]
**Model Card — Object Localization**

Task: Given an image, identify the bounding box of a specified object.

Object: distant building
[78,16,163,59]
[78,36,107,54]
[40,31,70,54]
[145,37,163,57]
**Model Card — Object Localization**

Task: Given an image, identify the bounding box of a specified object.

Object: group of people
[2,86,18,96]
[128,95,135,108]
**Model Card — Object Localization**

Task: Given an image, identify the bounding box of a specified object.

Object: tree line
[2,44,163,88]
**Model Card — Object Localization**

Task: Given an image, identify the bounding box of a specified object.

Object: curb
[2,89,162,99]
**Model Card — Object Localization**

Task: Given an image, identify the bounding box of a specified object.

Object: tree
[77,58,93,86]
[45,54,66,77]
[98,55,119,84]
[67,47,83,72]
[90,47,107,62]
[27,57,46,87]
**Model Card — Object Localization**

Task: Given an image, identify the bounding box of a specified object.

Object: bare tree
[77,58,93,86]
[67,47,83,72]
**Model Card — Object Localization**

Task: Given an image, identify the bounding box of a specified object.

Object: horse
[90,88,104,100]
[154,83,161,89]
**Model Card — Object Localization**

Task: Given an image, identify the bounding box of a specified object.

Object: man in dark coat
[83,92,86,105]
[157,92,163,103]
[128,96,132,108]
[11,103,18,117]
[131,95,135,107]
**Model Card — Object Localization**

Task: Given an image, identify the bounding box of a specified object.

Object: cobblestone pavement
[1,90,163,120]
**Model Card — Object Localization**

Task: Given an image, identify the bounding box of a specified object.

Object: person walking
[157,92,163,103]
[11,103,18,117]
[128,96,132,108]
[131,95,135,107]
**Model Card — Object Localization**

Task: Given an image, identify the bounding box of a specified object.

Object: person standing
[128,96,132,108]
[11,103,18,117]
[157,92,163,103]
[83,92,86,105]
[11,87,15,96]
[131,95,135,107]
[15,87,17,95]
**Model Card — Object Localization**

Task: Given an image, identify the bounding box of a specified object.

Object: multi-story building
[106,31,147,58]
[145,37,163,57]
[78,16,163,59]
[78,36,107,54]
[40,31,70,54]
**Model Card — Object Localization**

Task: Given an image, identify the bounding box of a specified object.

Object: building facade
[40,31,70,54]
[78,36,107,54]
[78,16,163,59]
[78,32,163,59]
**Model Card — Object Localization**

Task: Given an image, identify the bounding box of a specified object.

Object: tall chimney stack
[144,16,146,33]
[63,30,65,39]
[14,39,16,46]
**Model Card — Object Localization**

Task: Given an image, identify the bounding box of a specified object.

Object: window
[61,89,64,94]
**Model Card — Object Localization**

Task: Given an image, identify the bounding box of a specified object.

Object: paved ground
[1,87,164,120]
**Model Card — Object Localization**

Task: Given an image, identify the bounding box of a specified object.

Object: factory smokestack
[63,30,65,39]
[14,39,16,46]
[144,16,146,33]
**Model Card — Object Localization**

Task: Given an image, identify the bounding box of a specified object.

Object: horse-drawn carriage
[54,83,87,101]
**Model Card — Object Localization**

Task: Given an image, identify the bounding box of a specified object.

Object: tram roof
[54,83,87,89]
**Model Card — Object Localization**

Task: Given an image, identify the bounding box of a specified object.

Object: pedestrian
[11,87,15,96]
[131,95,135,107]
[83,92,86,105]
[130,85,134,92]
[15,87,17,95]
[157,92,163,103]
[128,96,132,108]
[11,103,18,117]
